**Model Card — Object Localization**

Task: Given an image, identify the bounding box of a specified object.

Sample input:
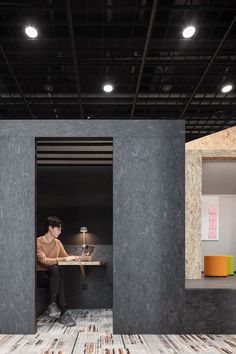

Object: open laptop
[80,245,95,262]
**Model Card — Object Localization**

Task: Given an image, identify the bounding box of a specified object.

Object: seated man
[37,216,80,327]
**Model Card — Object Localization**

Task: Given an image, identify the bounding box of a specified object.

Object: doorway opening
[36,137,113,319]
[201,159,236,288]
[186,159,236,289]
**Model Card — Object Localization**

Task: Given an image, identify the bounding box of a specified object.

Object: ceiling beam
[130,0,159,118]
[66,0,84,118]
[0,59,235,67]
[179,15,236,120]
[0,5,234,12]
[1,92,235,99]
[0,45,35,118]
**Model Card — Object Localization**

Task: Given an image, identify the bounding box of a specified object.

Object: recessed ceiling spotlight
[103,84,113,93]
[162,84,172,92]
[221,84,233,93]
[25,26,38,39]
[44,84,54,92]
[182,26,196,39]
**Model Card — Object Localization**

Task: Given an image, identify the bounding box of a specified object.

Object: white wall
[201,196,236,271]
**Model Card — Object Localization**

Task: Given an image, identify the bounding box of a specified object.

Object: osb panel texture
[185,125,236,279]
[186,126,236,150]
[185,150,202,279]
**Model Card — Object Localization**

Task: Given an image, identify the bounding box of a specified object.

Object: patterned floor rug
[0,309,235,353]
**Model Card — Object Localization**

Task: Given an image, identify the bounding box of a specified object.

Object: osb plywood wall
[185,126,236,279]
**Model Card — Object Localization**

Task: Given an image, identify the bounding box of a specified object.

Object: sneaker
[47,302,61,318]
[58,311,76,327]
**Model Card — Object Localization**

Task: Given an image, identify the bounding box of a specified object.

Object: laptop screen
[80,245,95,261]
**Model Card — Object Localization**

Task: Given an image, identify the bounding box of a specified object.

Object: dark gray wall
[0,136,36,334]
[37,165,113,245]
[184,289,236,334]
[113,137,185,333]
[0,120,185,334]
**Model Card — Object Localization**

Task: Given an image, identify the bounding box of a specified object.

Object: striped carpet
[0,309,236,353]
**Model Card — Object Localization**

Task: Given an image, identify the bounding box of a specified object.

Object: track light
[25,26,38,39]
[221,84,233,93]
[182,26,196,39]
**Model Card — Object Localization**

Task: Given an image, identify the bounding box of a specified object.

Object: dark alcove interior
[36,138,113,313]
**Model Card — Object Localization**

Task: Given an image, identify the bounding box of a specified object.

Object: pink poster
[208,205,217,240]
[202,196,219,241]
[209,221,217,229]
[209,214,217,222]
[208,229,217,240]
[209,206,217,213]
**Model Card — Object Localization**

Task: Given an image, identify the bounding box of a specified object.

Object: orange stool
[204,255,228,276]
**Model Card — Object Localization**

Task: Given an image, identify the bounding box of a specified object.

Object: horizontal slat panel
[37,146,113,152]
[37,153,113,158]
[37,160,112,165]
[37,140,113,145]
[36,138,113,165]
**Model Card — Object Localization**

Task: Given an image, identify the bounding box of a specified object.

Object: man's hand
[73,256,81,262]
[66,255,81,262]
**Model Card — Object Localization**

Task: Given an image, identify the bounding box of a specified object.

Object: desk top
[58,261,106,266]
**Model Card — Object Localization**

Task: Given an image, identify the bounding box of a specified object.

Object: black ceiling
[0,0,236,141]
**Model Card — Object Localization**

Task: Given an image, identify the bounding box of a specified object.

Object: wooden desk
[58,261,106,278]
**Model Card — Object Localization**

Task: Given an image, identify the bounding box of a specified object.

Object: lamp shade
[80,226,88,233]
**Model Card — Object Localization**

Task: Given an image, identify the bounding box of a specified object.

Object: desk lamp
[80,226,88,247]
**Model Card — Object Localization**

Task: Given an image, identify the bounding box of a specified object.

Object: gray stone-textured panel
[0,120,184,138]
[113,136,185,333]
[0,120,185,334]
[0,137,35,334]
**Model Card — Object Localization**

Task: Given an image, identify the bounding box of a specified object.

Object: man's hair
[45,216,62,232]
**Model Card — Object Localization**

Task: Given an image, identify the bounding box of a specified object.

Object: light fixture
[182,26,196,39]
[80,226,88,246]
[103,84,113,93]
[25,26,38,39]
[162,84,172,92]
[221,84,233,93]
[44,84,54,92]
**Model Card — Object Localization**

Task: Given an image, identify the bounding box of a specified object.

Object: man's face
[49,225,62,238]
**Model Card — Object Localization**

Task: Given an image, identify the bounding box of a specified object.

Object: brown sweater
[37,235,69,270]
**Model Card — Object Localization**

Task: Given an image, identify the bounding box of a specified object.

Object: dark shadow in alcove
[35,137,113,317]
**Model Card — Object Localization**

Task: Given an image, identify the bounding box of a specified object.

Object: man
[37,216,80,327]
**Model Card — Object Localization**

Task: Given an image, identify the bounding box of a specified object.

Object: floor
[0,309,236,354]
[185,273,236,289]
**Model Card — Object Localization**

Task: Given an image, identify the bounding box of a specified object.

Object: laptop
[80,245,95,262]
